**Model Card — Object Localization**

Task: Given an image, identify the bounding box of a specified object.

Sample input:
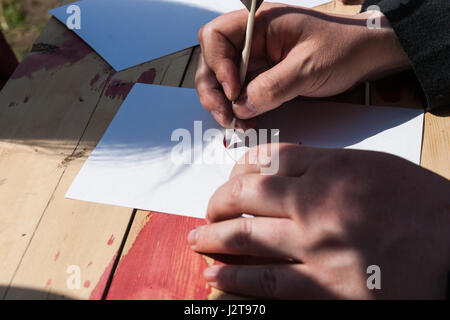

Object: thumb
[232,56,300,119]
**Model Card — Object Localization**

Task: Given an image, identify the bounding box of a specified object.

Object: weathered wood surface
[0,10,193,299]
[0,0,448,300]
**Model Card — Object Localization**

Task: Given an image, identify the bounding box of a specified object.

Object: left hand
[187,144,450,299]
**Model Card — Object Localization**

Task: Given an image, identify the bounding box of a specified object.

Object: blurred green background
[1,0,61,61]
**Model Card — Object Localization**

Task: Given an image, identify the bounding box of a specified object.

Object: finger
[204,264,335,299]
[198,10,248,101]
[207,173,296,222]
[188,217,302,261]
[231,143,324,178]
[232,54,301,119]
[195,52,234,127]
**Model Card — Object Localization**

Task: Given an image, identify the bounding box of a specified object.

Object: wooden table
[0,1,448,300]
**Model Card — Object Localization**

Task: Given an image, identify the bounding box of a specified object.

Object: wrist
[353,11,411,81]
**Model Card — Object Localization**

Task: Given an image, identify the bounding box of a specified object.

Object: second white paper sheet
[66,84,424,219]
[50,0,332,71]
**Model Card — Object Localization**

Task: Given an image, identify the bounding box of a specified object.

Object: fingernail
[221,82,232,99]
[233,94,257,118]
[187,228,199,246]
[204,266,220,282]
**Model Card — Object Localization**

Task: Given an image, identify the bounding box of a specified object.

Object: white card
[66,84,424,218]
[50,0,332,71]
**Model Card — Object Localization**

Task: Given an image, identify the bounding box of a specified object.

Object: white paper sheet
[66,84,424,219]
[50,0,331,71]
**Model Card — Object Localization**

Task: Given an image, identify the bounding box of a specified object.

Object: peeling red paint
[84,280,91,288]
[89,253,117,300]
[54,251,60,261]
[137,68,156,85]
[90,74,100,87]
[98,71,116,89]
[104,80,134,100]
[23,96,30,103]
[45,279,52,287]
[105,212,210,300]
[103,68,155,100]
[87,261,93,267]
[107,235,115,246]
[11,30,92,80]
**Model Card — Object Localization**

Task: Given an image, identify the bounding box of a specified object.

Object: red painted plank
[106,212,213,300]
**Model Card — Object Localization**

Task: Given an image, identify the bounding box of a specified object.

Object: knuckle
[229,218,253,251]
[255,74,284,105]
[194,73,206,92]
[226,175,244,205]
[214,62,230,82]
[197,25,206,44]
[198,22,214,45]
[327,150,354,172]
[277,143,298,159]
[197,92,212,110]
[259,267,279,297]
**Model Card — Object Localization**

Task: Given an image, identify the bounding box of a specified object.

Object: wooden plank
[0,4,194,298]
[315,0,361,15]
[420,112,450,179]
[0,18,112,298]
[4,46,193,300]
[181,45,201,90]
[107,208,251,300]
[106,211,211,299]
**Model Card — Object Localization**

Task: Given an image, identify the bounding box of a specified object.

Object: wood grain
[0,8,194,298]
[106,211,209,300]
[0,18,112,298]
[3,47,193,299]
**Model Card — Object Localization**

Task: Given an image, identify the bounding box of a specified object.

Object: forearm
[353,11,411,81]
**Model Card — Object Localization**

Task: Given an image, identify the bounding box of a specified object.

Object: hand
[195,3,410,127]
[187,144,450,299]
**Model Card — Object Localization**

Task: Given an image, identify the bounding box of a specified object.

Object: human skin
[191,3,449,299]
[195,3,410,127]
[188,144,450,299]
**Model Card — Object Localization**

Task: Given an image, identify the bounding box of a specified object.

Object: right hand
[195,3,410,127]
